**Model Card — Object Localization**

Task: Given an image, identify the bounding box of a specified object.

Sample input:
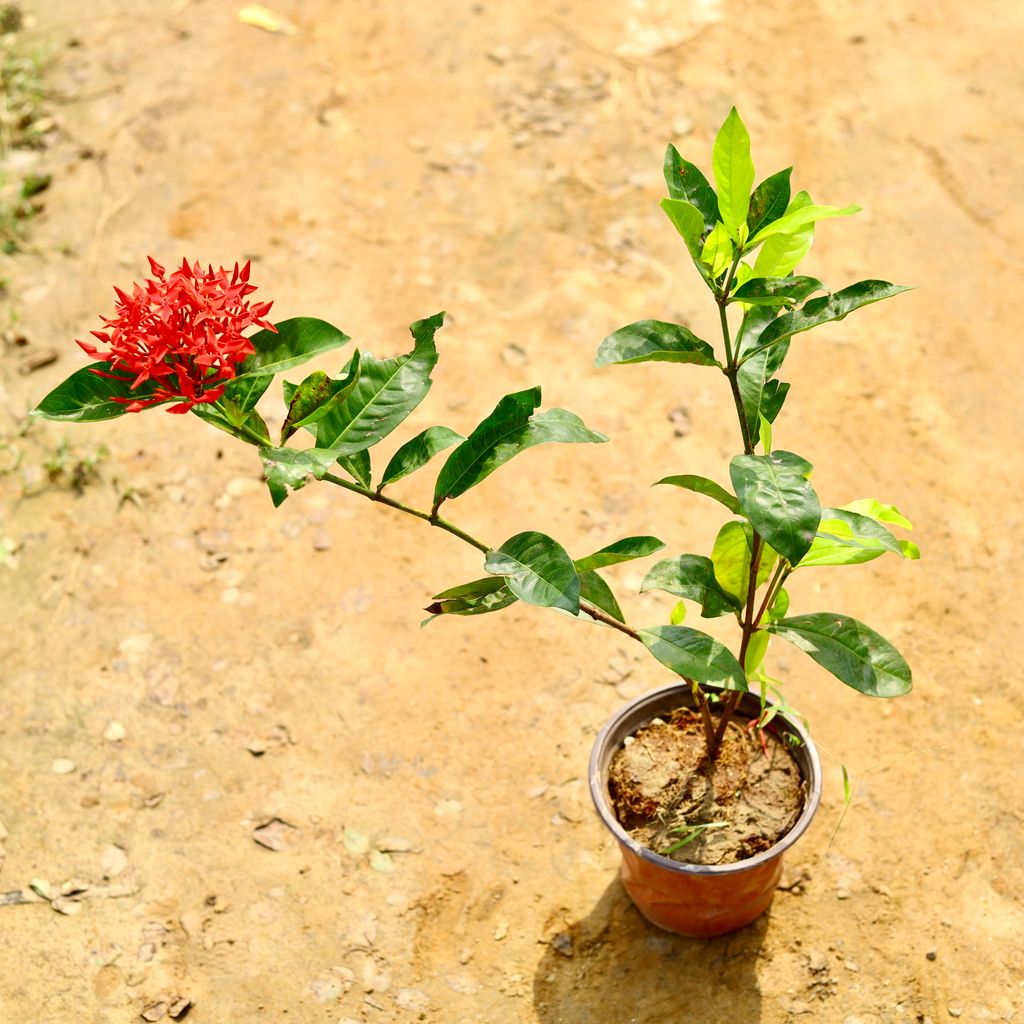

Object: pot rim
[588,682,823,877]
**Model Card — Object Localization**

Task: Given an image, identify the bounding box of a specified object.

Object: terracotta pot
[588,683,821,938]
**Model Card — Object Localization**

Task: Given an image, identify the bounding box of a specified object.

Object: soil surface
[609,709,804,865]
[1,1,1023,1023]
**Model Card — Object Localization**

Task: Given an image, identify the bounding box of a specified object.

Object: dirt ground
[1,0,1022,1021]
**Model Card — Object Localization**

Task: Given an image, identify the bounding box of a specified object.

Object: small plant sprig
[594,107,919,753]
[33,109,918,765]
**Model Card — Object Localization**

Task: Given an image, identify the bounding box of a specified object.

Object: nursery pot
[589,683,821,938]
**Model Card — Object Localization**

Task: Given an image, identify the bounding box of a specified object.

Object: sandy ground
[1,0,1022,1021]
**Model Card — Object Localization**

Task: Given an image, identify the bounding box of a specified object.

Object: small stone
[312,529,332,552]
[369,850,394,873]
[343,827,370,855]
[458,947,472,964]
[51,758,76,775]
[926,949,937,961]
[168,997,192,1019]
[487,44,512,63]
[103,721,126,742]
[51,896,82,915]
[807,950,828,973]
[396,988,429,1012]
[843,959,860,972]
[361,961,391,993]
[493,922,508,940]
[141,1002,168,1022]
[948,1007,963,1019]
[101,844,128,878]
[252,817,296,852]
[310,979,342,1002]
[551,932,573,957]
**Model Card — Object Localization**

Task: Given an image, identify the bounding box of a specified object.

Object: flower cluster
[77,257,276,413]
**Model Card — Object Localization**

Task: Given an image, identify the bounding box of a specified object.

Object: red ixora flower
[77,257,276,413]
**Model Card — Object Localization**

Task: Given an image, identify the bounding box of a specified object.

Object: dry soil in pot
[607,707,806,866]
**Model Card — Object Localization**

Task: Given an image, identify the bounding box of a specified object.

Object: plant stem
[320,472,643,643]
[693,685,718,750]
[754,561,789,625]
[717,254,755,457]
[706,252,771,757]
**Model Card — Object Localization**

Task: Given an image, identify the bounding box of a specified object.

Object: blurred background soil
[0,1,1021,1021]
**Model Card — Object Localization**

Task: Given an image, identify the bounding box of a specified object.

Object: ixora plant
[34,109,917,937]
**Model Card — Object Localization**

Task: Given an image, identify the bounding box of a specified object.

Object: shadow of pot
[588,682,822,938]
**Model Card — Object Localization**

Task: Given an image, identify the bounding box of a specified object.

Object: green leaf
[670,601,687,625]
[639,625,747,691]
[654,474,740,514]
[749,201,860,245]
[761,380,790,424]
[191,400,271,445]
[337,449,371,489]
[744,630,769,673]
[425,576,518,617]
[797,507,913,567]
[730,275,825,307]
[712,107,755,239]
[734,304,779,362]
[280,356,362,443]
[735,307,791,445]
[434,576,508,600]
[574,536,666,571]
[767,613,912,697]
[595,320,719,368]
[315,314,441,455]
[840,498,913,531]
[663,144,719,230]
[660,198,706,262]
[434,390,606,506]
[746,168,792,239]
[484,531,580,614]
[767,587,789,621]
[752,191,815,279]
[259,446,340,507]
[221,372,273,413]
[32,363,159,422]
[379,426,464,489]
[758,412,772,454]
[742,281,911,362]
[711,521,778,603]
[730,451,822,565]
[237,317,351,379]
[641,555,742,618]
[579,570,624,623]
[700,223,734,279]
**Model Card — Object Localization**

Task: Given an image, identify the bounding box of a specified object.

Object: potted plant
[32,109,916,938]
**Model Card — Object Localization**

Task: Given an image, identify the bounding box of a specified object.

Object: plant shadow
[532,875,767,1024]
